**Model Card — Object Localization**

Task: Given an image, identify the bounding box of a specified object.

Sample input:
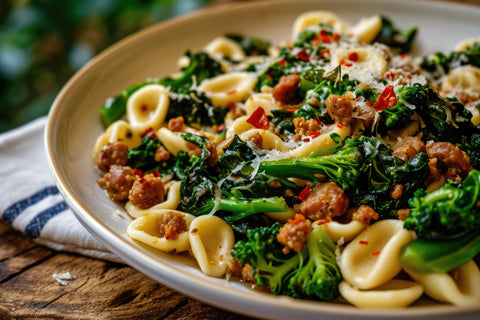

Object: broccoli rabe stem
[218,196,289,221]
[259,152,361,191]
[400,231,480,274]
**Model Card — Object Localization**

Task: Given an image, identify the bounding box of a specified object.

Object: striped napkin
[0,117,121,262]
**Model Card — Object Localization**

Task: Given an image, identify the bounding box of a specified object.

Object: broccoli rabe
[403,169,480,241]
[373,17,417,53]
[401,169,480,273]
[260,134,430,218]
[231,223,341,301]
[99,51,223,128]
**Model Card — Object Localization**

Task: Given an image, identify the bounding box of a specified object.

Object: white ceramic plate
[46,0,480,319]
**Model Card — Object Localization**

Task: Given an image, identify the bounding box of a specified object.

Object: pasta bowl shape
[45,0,480,319]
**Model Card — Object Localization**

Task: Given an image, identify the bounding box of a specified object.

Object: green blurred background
[0,0,222,133]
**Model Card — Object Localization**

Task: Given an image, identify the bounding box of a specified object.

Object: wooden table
[1,0,479,319]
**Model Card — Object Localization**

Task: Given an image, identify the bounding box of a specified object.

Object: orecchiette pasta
[127,209,195,253]
[93,120,142,159]
[322,220,368,243]
[156,127,190,156]
[338,279,424,309]
[339,219,415,290]
[330,45,388,80]
[405,260,480,306]
[204,36,246,61]
[197,72,257,107]
[189,215,235,277]
[244,93,279,116]
[291,11,347,40]
[127,84,170,132]
[350,15,382,44]
[289,124,350,157]
[240,129,290,152]
[442,65,480,95]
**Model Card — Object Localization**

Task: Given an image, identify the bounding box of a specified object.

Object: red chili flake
[133,168,144,177]
[266,73,274,82]
[372,251,381,256]
[227,101,236,110]
[320,34,331,43]
[278,59,286,67]
[153,170,160,177]
[141,127,157,139]
[298,184,311,201]
[297,49,310,62]
[332,33,340,41]
[339,58,352,67]
[317,219,332,226]
[348,52,359,62]
[318,48,330,59]
[400,53,407,59]
[140,104,149,112]
[227,90,237,95]
[337,124,343,129]
[374,85,397,111]
[359,240,369,245]
[313,35,320,47]
[286,107,299,112]
[246,107,270,129]
[308,130,321,139]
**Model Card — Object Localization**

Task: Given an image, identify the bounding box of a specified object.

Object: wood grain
[0,229,252,320]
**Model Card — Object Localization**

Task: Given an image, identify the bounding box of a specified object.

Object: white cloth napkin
[0,117,121,262]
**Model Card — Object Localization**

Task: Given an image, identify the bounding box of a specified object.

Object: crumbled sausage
[241,264,256,284]
[95,141,129,172]
[352,205,379,224]
[273,74,302,105]
[294,182,349,220]
[154,145,170,162]
[389,183,404,200]
[157,211,187,240]
[293,117,321,141]
[168,116,184,132]
[97,165,137,202]
[426,142,472,182]
[205,141,218,167]
[325,93,354,126]
[277,214,312,255]
[392,136,426,162]
[353,99,376,127]
[128,173,165,209]
[397,208,411,221]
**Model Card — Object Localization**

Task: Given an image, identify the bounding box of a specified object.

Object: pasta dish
[92,11,480,308]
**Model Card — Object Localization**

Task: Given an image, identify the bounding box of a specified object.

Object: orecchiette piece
[244,93,279,116]
[441,65,480,95]
[127,209,195,253]
[127,84,170,132]
[240,129,290,152]
[291,11,348,40]
[350,15,382,44]
[405,260,480,306]
[189,215,235,277]
[197,72,257,107]
[454,37,480,52]
[93,120,142,159]
[289,124,350,157]
[156,127,190,156]
[126,181,181,218]
[322,220,368,243]
[338,279,424,309]
[265,207,296,223]
[339,219,415,290]
[226,115,255,138]
[330,46,388,80]
[204,36,246,61]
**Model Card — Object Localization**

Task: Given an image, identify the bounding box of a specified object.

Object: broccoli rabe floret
[231,223,342,301]
[403,169,480,240]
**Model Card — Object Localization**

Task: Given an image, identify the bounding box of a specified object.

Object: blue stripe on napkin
[25,201,69,238]
[2,186,60,224]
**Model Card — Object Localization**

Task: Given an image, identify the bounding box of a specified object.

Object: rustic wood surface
[0,223,253,320]
[1,0,479,319]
